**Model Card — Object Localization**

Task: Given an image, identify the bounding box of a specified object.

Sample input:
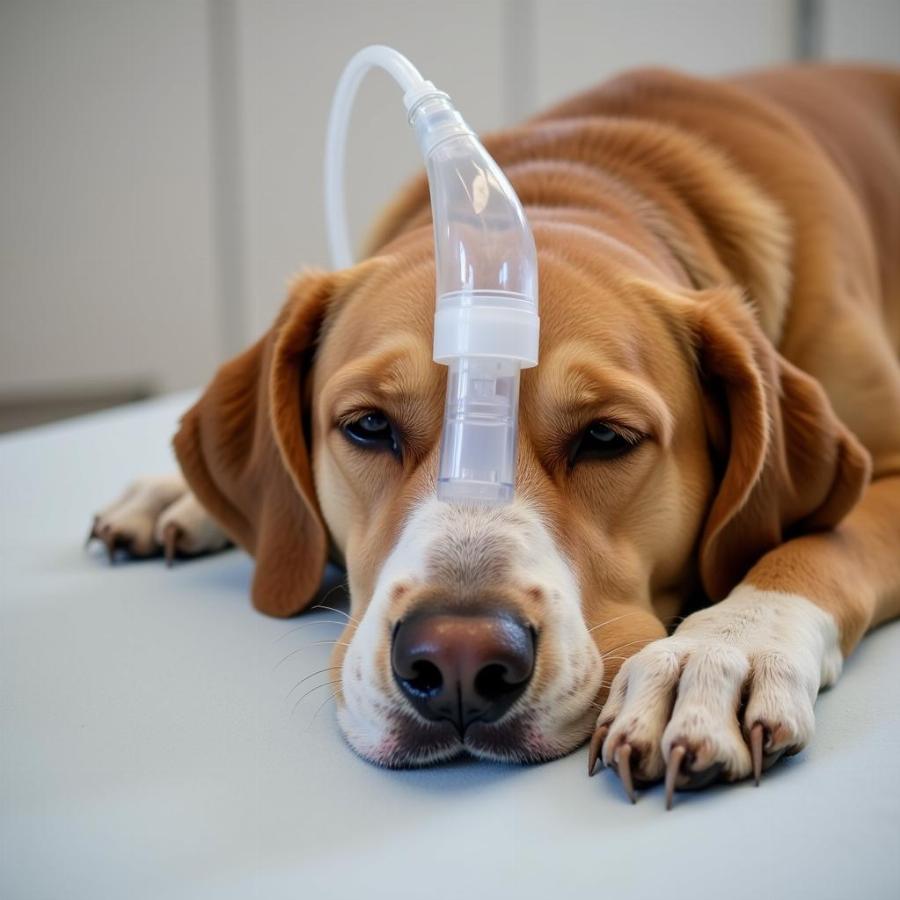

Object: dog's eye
[571,421,640,464]
[342,411,400,456]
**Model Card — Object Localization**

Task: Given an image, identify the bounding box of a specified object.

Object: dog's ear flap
[173,270,339,617]
[692,290,870,600]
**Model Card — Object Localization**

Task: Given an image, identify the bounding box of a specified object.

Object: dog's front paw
[588,586,843,808]
[88,474,230,564]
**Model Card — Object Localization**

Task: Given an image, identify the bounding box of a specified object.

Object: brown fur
[173,64,900,682]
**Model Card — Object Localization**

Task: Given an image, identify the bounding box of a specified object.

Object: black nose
[391,611,535,736]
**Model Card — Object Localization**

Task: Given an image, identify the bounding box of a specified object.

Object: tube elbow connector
[407,94,539,504]
[326,46,539,506]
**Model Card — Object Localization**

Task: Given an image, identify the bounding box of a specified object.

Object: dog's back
[735,66,900,345]
[535,64,900,338]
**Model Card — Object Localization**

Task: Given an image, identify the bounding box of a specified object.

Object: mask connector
[325,46,539,506]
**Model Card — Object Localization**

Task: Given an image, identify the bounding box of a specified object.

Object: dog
[89,64,900,805]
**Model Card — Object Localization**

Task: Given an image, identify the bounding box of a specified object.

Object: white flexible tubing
[324,45,432,269]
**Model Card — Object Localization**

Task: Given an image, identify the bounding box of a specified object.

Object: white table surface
[2,393,899,900]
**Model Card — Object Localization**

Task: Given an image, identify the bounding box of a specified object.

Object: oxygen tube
[324,45,539,505]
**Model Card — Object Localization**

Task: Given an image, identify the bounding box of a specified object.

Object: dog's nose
[391,611,535,735]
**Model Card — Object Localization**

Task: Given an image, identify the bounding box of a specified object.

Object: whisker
[314,688,342,717]
[291,679,342,717]
[586,611,645,634]
[306,691,340,731]
[306,689,343,732]
[273,640,353,672]
[309,582,354,616]
[602,636,655,656]
[273,620,348,644]
[285,665,343,700]
[310,602,360,626]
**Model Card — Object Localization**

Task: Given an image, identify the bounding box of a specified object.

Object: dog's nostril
[474,662,522,700]
[406,660,443,695]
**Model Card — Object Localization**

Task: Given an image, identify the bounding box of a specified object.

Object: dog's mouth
[342,707,588,769]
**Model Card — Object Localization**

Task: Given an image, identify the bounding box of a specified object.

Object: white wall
[0,0,220,396]
[1,0,898,401]
[821,0,900,59]
[233,0,511,339]
[533,0,796,107]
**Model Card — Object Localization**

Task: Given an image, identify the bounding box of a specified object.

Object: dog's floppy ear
[173,269,339,617]
[691,289,870,600]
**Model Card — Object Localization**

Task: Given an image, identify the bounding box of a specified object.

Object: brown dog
[91,64,900,804]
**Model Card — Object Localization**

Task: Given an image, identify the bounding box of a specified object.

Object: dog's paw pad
[88,474,229,565]
[746,719,803,785]
[588,588,837,808]
[663,743,727,809]
[153,492,230,564]
[87,515,154,561]
[661,739,729,809]
[590,644,683,798]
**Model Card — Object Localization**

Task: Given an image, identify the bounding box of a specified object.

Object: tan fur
[167,64,900,766]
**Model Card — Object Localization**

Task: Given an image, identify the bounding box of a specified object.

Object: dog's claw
[162,523,181,567]
[750,722,765,786]
[665,744,687,810]
[85,518,99,549]
[588,725,608,776]
[615,743,636,804]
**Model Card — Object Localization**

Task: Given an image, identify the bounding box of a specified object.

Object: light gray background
[2,396,899,899]
[2,0,899,401]
[3,3,900,896]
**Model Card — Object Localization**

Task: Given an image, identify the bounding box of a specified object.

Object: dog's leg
[592,470,900,805]
[593,296,900,804]
[88,473,231,564]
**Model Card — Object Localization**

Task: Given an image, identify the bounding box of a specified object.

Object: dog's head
[174,221,868,766]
